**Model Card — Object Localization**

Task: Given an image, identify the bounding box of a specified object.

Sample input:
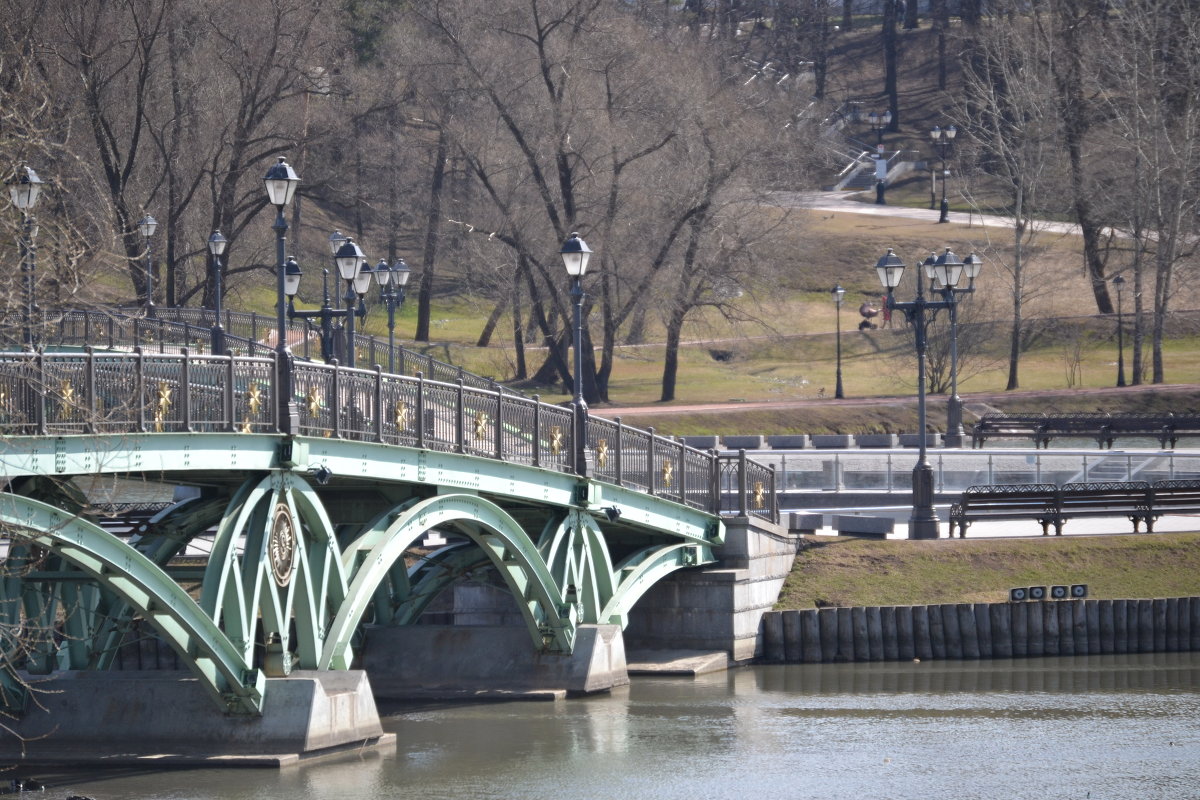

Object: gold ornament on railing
[474,410,488,440]
[305,385,322,418]
[242,382,263,433]
[394,400,410,430]
[753,481,765,509]
[596,438,609,469]
[58,380,75,421]
[153,381,172,432]
[550,425,563,456]
[662,459,673,488]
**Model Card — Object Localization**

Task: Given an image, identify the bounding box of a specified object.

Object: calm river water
[40,653,1200,800]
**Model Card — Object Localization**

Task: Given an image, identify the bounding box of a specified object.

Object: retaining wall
[760,597,1200,663]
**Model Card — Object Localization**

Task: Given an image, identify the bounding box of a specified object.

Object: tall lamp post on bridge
[930,125,956,222]
[873,245,981,538]
[1113,274,1127,387]
[375,257,411,374]
[8,165,44,350]
[561,232,593,477]
[920,248,983,448]
[208,230,227,355]
[334,236,373,369]
[138,214,158,317]
[264,155,301,433]
[831,284,845,399]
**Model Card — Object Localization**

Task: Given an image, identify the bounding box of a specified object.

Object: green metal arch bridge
[0,313,776,718]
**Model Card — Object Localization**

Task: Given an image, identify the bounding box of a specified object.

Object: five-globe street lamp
[334,236,372,369]
[264,155,301,433]
[930,125,956,222]
[208,230,228,355]
[561,232,593,477]
[1113,274,1127,387]
[376,257,412,374]
[831,284,846,399]
[867,109,892,146]
[8,165,44,350]
[924,248,982,448]
[873,245,980,539]
[138,215,158,317]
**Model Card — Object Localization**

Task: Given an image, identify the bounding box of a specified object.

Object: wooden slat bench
[949,479,1200,537]
[971,412,1200,450]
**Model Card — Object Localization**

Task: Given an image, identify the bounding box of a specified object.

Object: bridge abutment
[0,670,394,767]
[624,516,798,663]
[360,623,629,699]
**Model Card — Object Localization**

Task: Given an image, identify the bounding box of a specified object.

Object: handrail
[0,348,778,522]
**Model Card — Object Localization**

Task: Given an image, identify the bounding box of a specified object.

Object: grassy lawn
[778,533,1200,608]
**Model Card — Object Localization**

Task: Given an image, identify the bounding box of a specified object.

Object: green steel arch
[0,494,266,714]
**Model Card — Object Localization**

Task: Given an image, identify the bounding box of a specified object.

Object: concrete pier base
[0,670,394,767]
[361,623,629,700]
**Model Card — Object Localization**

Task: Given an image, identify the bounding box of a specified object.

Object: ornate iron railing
[0,348,778,522]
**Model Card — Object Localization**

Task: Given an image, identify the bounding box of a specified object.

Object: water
[35,654,1200,800]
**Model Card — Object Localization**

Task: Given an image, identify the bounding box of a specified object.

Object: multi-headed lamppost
[138,215,158,316]
[874,246,980,539]
[919,248,982,448]
[561,232,593,477]
[1113,274,1127,387]
[867,109,892,146]
[8,165,44,350]
[831,284,846,399]
[930,125,956,222]
[208,230,228,355]
[264,155,301,432]
[334,237,372,368]
[376,257,412,374]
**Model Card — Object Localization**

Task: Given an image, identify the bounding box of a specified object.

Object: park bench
[971,412,1200,449]
[948,479,1200,537]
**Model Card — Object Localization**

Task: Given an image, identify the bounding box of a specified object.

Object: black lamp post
[208,230,228,355]
[334,236,371,368]
[873,246,979,539]
[138,215,158,317]
[561,232,593,477]
[831,284,845,399]
[930,125,956,222]
[1113,274,1127,387]
[376,257,411,374]
[867,109,892,146]
[8,165,43,350]
[925,249,982,448]
[264,155,300,433]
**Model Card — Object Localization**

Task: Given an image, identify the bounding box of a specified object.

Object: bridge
[0,310,786,765]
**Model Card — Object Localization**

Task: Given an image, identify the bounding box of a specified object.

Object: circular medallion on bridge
[269,503,297,588]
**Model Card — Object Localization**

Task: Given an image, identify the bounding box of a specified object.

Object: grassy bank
[777,533,1200,609]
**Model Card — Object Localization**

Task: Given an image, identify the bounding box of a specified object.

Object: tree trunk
[415,128,448,342]
[883,0,900,126]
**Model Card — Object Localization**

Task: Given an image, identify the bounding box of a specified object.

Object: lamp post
[873,246,980,538]
[929,249,982,448]
[208,230,228,355]
[376,257,411,374]
[138,215,158,317]
[930,125,956,222]
[831,284,845,399]
[1113,274,1126,387]
[8,165,43,350]
[264,155,300,434]
[334,236,371,368]
[867,109,892,146]
[561,232,593,477]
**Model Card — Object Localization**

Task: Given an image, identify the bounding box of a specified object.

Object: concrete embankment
[760,597,1200,663]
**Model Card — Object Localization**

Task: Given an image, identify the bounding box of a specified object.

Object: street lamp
[930,249,982,448]
[138,215,158,317]
[264,155,300,433]
[8,165,44,350]
[1113,274,1127,387]
[334,236,370,368]
[208,230,228,355]
[867,109,892,146]
[376,257,411,374]
[560,232,592,477]
[831,284,846,399]
[930,124,956,222]
[873,246,980,538]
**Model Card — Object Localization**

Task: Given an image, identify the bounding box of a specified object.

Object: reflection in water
[39,654,1200,800]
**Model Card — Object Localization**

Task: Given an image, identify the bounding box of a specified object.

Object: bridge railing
[0,349,778,522]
